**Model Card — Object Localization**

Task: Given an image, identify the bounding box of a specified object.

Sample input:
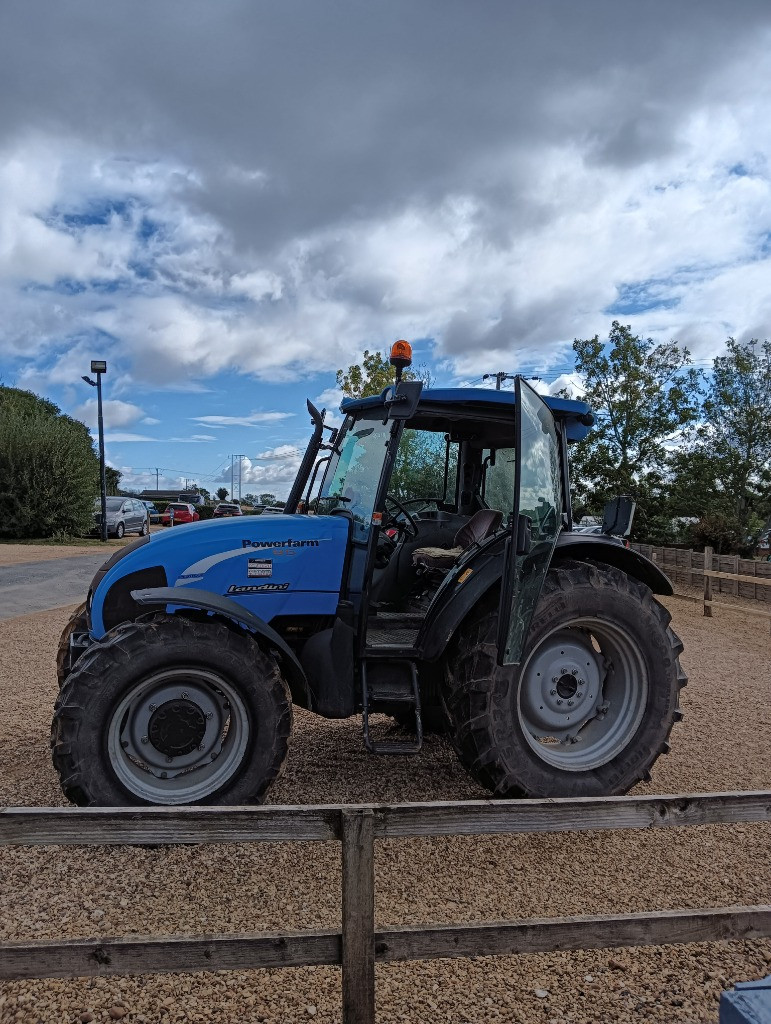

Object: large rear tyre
[51,615,292,806]
[443,561,686,798]
[56,602,88,688]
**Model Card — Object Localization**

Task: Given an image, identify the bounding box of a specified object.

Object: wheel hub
[519,630,602,736]
[148,699,206,756]
[556,673,578,699]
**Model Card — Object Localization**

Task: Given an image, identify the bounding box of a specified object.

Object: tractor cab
[281,343,596,750]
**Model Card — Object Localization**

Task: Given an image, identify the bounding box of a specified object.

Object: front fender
[131,586,314,711]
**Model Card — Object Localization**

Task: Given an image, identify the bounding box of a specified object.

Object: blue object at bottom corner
[721,977,771,1024]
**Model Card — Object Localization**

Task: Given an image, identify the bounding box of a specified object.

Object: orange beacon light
[390,340,412,381]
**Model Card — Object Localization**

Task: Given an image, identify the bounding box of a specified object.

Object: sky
[1,1,771,499]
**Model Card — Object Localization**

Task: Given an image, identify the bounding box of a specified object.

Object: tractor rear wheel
[56,602,88,688]
[443,561,686,798]
[51,615,291,806]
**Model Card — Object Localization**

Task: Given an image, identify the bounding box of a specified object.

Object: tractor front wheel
[56,602,88,688]
[52,615,291,806]
[443,561,686,798]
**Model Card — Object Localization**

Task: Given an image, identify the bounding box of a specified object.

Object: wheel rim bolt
[141,736,148,744]
[577,692,583,698]
[166,756,173,763]
[160,772,167,779]
[205,712,213,720]
[121,740,128,749]
[211,751,219,760]
[181,692,189,699]
[198,744,204,751]
[568,700,574,706]
[148,704,156,712]
[552,677,559,683]
[556,699,563,705]
[550,689,556,696]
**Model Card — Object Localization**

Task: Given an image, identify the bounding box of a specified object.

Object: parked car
[213,502,243,518]
[160,502,200,526]
[92,497,149,539]
[142,501,161,524]
[262,505,285,515]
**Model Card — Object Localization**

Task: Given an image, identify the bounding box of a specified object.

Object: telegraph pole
[154,468,160,491]
[483,371,515,391]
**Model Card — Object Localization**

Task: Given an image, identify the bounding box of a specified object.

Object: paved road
[0,552,110,620]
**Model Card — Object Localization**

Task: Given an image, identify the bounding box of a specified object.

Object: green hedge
[0,387,99,539]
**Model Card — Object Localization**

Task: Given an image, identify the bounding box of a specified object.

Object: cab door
[497,377,563,665]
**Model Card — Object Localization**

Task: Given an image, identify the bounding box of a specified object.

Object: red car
[161,502,200,526]
[213,502,243,518]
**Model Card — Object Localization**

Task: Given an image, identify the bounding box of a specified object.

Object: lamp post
[82,360,108,542]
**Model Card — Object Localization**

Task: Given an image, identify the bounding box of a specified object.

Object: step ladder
[361,659,423,755]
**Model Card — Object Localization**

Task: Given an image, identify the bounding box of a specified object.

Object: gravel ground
[0,544,120,567]
[0,596,769,1023]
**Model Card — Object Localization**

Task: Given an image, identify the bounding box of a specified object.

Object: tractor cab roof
[340,386,594,443]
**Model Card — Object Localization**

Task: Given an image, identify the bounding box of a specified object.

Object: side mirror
[516,514,533,555]
[602,496,636,537]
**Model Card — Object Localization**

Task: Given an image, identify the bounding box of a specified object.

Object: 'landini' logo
[242,538,320,549]
[227,583,290,594]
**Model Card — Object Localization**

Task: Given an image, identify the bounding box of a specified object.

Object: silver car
[93,497,149,539]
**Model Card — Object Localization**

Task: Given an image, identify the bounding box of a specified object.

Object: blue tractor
[53,342,685,806]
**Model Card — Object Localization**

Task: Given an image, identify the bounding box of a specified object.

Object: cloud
[192,411,293,427]
[215,454,302,497]
[73,398,146,429]
[101,431,158,442]
[2,1,771,399]
[254,444,301,460]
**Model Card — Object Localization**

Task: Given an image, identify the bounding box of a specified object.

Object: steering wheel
[384,494,419,539]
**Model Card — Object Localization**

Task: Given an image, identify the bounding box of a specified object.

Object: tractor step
[361,659,423,755]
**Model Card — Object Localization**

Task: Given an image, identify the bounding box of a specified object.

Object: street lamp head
[90,360,107,374]
[82,376,96,387]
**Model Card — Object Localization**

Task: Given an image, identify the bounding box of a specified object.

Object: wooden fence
[2,792,771,1022]
[631,543,771,604]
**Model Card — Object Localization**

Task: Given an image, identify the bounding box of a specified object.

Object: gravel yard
[0,597,769,1023]
[0,544,119,567]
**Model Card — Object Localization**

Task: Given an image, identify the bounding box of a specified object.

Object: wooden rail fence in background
[631,543,771,629]
[2,792,771,1023]
[630,543,771,602]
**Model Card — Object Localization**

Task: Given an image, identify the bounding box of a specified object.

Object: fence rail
[2,791,771,1023]
[630,543,771,603]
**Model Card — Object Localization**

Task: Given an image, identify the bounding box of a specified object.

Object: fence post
[704,546,713,617]
[686,548,694,588]
[341,807,376,1024]
[732,555,740,598]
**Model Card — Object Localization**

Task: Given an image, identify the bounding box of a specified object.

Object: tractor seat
[412,509,503,571]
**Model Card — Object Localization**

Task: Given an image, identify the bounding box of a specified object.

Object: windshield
[95,497,124,510]
[317,418,393,539]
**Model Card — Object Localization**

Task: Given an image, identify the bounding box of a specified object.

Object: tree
[105,467,122,495]
[336,348,434,399]
[695,338,771,549]
[0,386,99,538]
[568,321,702,538]
[198,487,211,503]
[216,487,229,501]
[259,492,277,505]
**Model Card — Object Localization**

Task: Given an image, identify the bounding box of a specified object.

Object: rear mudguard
[131,586,314,711]
[418,533,673,662]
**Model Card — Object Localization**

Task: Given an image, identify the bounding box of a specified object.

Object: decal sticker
[242,538,320,549]
[457,568,474,584]
[248,558,272,578]
[227,583,289,594]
